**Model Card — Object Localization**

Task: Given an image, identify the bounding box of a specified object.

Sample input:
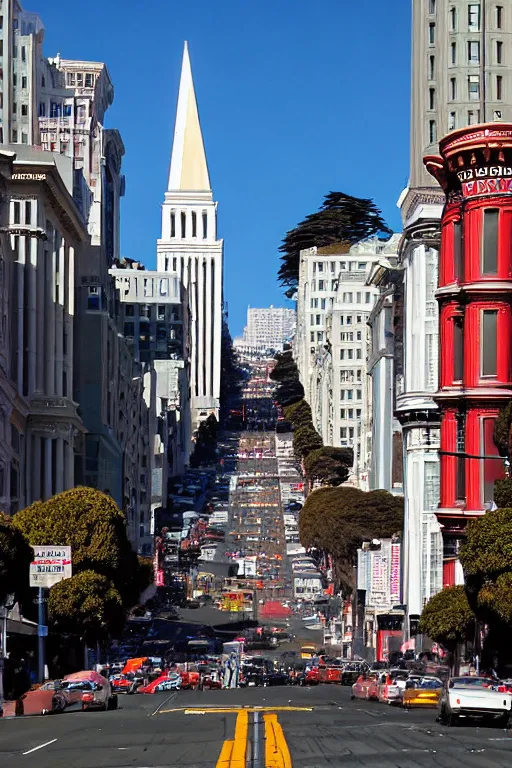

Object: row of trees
[0,487,153,649]
[270,351,353,486]
[420,506,512,668]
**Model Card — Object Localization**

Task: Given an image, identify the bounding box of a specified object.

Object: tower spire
[168,41,211,192]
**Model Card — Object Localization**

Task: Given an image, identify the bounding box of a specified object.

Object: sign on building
[29,546,72,588]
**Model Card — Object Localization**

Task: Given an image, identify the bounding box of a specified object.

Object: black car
[341,663,367,686]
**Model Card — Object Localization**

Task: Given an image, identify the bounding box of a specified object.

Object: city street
[2,684,512,767]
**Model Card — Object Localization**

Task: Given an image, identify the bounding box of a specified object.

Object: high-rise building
[410,0,512,189]
[237,305,295,352]
[157,42,223,426]
[399,0,512,635]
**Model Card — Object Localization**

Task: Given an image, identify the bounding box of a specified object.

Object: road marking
[22,739,58,756]
[160,706,313,715]
[149,691,179,716]
[264,713,291,768]
[215,710,248,768]
[216,739,234,767]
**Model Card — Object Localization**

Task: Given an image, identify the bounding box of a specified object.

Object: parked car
[351,673,379,701]
[63,671,118,712]
[318,659,343,684]
[1,682,68,717]
[402,676,443,709]
[438,676,512,726]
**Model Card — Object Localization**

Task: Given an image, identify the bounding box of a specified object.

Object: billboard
[30,546,72,588]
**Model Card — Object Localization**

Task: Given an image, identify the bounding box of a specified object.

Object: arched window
[202,211,207,239]
[191,211,197,237]
[181,211,186,238]
[170,210,176,238]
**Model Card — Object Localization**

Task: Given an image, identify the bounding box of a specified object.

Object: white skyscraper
[157,42,223,425]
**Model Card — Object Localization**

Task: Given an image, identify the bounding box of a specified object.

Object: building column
[65,437,74,490]
[205,256,212,398]
[190,256,198,403]
[28,236,37,395]
[31,434,42,504]
[197,256,205,398]
[45,234,56,394]
[54,238,65,397]
[36,241,45,392]
[65,245,74,398]
[212,253,222,405]
[44,438,52,500]
[16,239,25,393]
[55,437,64,494]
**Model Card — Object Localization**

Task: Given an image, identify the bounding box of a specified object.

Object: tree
[48,570,125,646]
[293,425,323,459]
[419,586,475,654]
[299,486,403,594]
[190,413,219,467]
[0,513,33,606]
[283,399,313,429]
[278,192,393,292]
[275,379,304,408]
[13,487,141,608]
[270,350,298,383]
[304,446,353,487]
[494,401,512,458]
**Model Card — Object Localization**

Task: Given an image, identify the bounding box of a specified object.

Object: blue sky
[37,0,411,336]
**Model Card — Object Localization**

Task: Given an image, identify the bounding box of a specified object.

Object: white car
[439,676,512,726]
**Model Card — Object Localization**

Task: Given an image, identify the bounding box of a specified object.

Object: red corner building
[425,125,512,585]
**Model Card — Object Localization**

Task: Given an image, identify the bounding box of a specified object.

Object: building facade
[396,0,512,635]
[366,260,404,494]
[157,43,223,426]
[425,123,511,584]
[237,305,295,352]
[295,237,399,488]
[110,262,192,534]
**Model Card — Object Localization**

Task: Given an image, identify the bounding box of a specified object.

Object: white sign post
[30,546,72,588]
[30,546,72,683]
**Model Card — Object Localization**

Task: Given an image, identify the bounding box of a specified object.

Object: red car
[318,662,343,684]
[301,666,320,686]
[351,673,379,701]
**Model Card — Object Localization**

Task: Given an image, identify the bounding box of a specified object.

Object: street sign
[30,546,72,588]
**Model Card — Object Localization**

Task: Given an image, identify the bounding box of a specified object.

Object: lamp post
[0,593,15,707]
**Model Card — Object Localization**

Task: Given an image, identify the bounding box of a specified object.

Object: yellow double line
[216,710,248,768]
[216,710,292,768]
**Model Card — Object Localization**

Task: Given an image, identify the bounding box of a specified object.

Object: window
[449,111,456,131]
[429,120,437,143]
[453,316,464,381]
[63,104,72,117]
[21,45,26,61]
[13,201,20,224]
[340,391,345,401]
[124,322,134,338]
[349,427,354,439]
[340,349,345,360]
[317,331,323,342]
[310,332,315,343]
[356,409,361,418]
[429,0,436,12]
[451,42,457,64]
[317,262,323,272]
[12,102,16,114]
[347,349,353,360]
[497,5,503,29]
[316,314,321,325]
[429,55,435,79]
[21,104,28,116]
[481,310,498,376]
[497,75,503,100]
[76,73,83,87]
[450,6,457,29]
[346,315,352,325]
[191,210,197,237]
[358,262,367,270]
[429,88,435,109]
[180,211,186,238]
[468,75,480,100]
[39,102,46,116]
[454,221,463,279]
[347,390,353,400]
[428,22,435,44]
[356,292,362,304]
[468,3,481,31]
[202,211,208,239]
[318,280,325,290]
[468,109,480,124]
[85,73,93,88]
[125,304,135,317]
[356,389,362,400]
[320,298,326,309]
[21,75,27,89]
[468,41,480,63]
[356,348,362,359]
[340,428,347,439]
[340,409,346,420]
[482,209,498,274]
[365,292,371,304]
[25,201,31,224]
[356,331,362,341]
[450,77,457,99]
[87,286,100,311]
[67,72,76,86]
[330,261,336,273]
[343,292,353,302]
[157,305,165,320]
[497,41,503,64]
[424,462,440,511]
[348,408,354,419]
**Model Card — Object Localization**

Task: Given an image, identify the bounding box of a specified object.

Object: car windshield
[449,677,493,688]
[62,680,94,691]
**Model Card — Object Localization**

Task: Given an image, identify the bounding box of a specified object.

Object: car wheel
[81,704,88,711]
[41,708,50,716]
[107,695,118,711]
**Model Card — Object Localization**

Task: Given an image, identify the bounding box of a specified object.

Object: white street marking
[22,738,58,756]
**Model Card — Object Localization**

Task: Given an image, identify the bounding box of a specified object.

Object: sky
[37,0,411,337]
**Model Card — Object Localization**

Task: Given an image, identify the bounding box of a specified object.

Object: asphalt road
[3,684,512,767]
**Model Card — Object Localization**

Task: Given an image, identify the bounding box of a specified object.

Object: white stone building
[295,237,400,488]
[157,43,223,426]
[237,305,295,352]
